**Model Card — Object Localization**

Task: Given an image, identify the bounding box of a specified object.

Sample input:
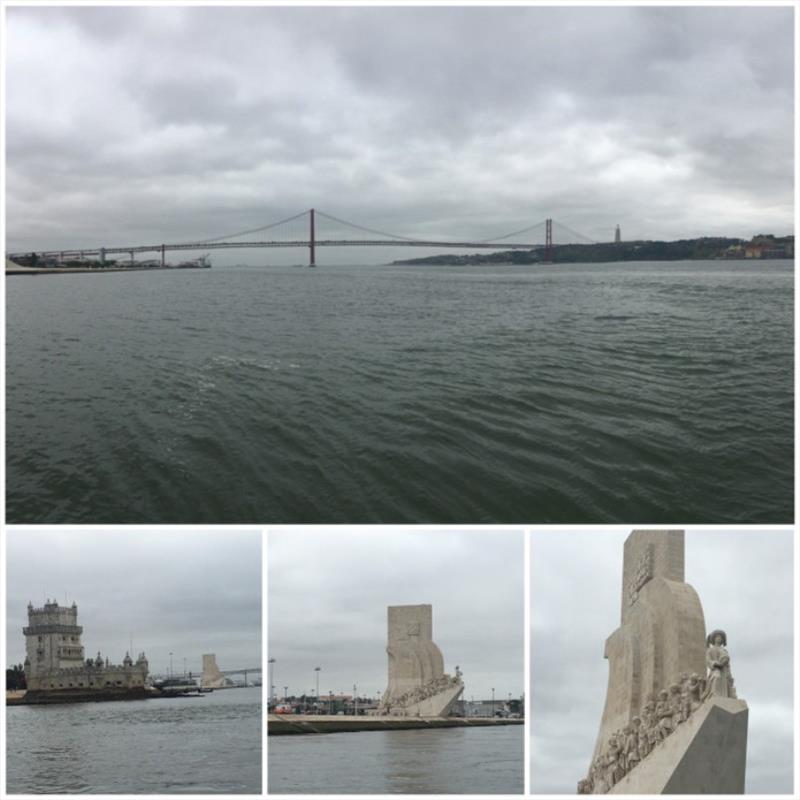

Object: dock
[268,714,523,735]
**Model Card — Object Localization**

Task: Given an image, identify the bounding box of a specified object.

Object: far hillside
[392,235,794,266]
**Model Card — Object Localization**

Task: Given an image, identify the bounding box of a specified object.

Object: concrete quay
[268,714,523,735]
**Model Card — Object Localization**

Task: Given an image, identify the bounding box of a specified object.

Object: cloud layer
[6,529,262,677]
[5,6,794,263]
[268,528,524,701]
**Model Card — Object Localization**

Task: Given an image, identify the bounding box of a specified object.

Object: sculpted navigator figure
[704,629,737,699]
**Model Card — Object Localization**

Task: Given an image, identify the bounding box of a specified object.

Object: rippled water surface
[268,725,523,794]
[6,687,262,793]
[6,261,793,523]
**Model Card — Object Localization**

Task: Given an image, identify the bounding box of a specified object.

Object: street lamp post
[284,685,289,704]
[268,658,276,705]
[491,687,495,718]
[329,690,333,715]
[353,684,358,716]
[169,652,173,678]
[314,667,321,714]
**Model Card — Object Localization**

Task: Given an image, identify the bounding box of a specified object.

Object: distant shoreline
[6,261,211,276]
[392,235,794,266]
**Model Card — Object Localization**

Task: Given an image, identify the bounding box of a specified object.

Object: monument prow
[376,604,464,717]
[201,653,232,689]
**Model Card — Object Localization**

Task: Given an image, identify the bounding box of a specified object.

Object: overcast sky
[530,528,795,794]
[5,4,794,265]
[268,528,523,701]
[6,529,261,677]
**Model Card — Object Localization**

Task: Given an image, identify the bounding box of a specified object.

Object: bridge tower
[544,218,553,263]
[309,208,316,267]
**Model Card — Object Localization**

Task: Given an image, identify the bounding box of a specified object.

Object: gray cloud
[6,529,262,677]
[530,529,794,794]
[268,528,524,702]
[5,6,794,264]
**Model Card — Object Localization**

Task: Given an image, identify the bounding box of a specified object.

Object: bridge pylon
[544,218,553,263]
[309,208,316,267]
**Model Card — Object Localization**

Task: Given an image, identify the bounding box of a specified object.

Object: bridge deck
[13,239,545,259]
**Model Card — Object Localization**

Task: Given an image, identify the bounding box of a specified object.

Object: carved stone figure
[679,683,691,723]
[641,697,657,756]
[605,737,622,788]
[591,756,607,794]
[704,630,737,699]
[668,683,683,728]
[624,722,641,773]
[688,673,703,711]
[655,690,673,740]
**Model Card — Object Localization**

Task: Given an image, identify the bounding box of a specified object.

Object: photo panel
[4,528,263,795]
[529,527,795,795]
[267,526,526,795]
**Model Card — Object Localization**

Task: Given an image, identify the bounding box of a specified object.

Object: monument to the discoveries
[377,604,464,717]
[579,530,748,794]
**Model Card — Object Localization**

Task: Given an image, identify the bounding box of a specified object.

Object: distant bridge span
[12,208,596,267]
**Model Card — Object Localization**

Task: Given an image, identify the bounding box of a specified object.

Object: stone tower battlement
[24,600,85,678]
[22,600,148,696]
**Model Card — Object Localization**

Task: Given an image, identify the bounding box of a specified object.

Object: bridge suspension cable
[551,220,597,245]
[194,209,310,244]
[477,219,548,243]
[314,209,423,242]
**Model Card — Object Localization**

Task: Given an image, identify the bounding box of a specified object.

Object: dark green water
[6,688,262,793]
[5,260,793,523]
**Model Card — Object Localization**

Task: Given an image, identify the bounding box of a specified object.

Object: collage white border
[0,0,799,798]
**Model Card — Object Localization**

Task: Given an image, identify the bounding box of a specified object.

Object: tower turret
[23,600,85,682]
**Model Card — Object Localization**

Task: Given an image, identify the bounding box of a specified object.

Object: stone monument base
[610,696,748,794]
[394,683,463,717]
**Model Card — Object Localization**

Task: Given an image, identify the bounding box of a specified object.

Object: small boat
[152,677,208,696]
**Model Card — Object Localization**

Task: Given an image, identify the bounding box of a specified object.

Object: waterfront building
[23,600,148,696]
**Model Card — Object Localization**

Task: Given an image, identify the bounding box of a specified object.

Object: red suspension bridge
[11,208,596,267]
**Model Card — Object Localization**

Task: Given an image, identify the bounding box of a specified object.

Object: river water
[268,725,523,793]
[5,687,262,793]
[6,260,792,523]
